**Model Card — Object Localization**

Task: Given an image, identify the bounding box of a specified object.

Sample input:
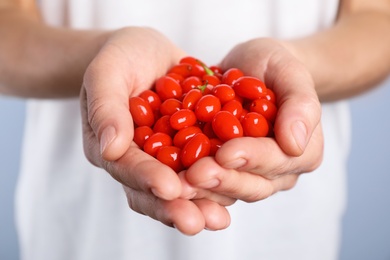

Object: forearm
[287,9,390,102]
[0,8,111,98]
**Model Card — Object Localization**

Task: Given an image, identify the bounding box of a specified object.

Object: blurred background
[1,78,390,260]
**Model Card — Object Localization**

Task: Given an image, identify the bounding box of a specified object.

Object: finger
[269,58,321,156]
[185,157,300,202]
[214,131,323,179]
[178,171,237,206]
[83,47,134,161]
[192,199,231,231]
[80,87,105,167]
[186,157,275,202]
[81,82,182,200]
[105,143,182,200]
[124,186,206,236]
[186,127,322,202]
[220,40,321,156]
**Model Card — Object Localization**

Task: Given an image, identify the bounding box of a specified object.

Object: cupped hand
[182,38,323,202]
[80,27,230,234]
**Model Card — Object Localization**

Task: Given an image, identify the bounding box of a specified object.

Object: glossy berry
[143,132,172,157]
[250,98,277,123]
[201,84,214,95]
[181,76,202,93]
[129,96,155,127]
[139,89,161,111]
[265,88,276,104]
[153,115,177,137]
[168,63,193,78]
[156,146,184,173]
[202,74,221,86]
[222,99,243,118]
[133,126,154,148]
[211,84,235,105]
[202,121,217,139]
[166,72,184,83]
[212,111,243,142]
[180,56,206,77]
[222,68,244,85]
[155,76,183,101]
[181,133,211,168]
[209,138,223,156]
[209,65,223,75]
[241,112,269,137]
[233,76,267,100]
[173,125,202,148]
[182,88,202,110]
[195,94,221,122]
[239,108,249,122]
[170,109,197,130]
[160,98,182,116]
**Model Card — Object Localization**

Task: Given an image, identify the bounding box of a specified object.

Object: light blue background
[1,78,390,259]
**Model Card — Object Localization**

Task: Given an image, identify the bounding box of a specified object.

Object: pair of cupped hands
[80,27,323,235]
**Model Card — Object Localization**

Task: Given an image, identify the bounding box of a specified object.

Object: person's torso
[17,1,349,260]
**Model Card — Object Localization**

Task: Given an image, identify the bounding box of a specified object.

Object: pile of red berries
[130,56,277,172]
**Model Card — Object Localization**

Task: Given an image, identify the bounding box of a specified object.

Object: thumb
[272,64,321,157]
[83,58,133,162]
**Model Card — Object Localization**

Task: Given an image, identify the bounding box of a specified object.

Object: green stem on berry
[197,59,214,76]
[198,82,208,93]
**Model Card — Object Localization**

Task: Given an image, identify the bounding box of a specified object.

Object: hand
[181,38,323,202]
[80,27,231,234]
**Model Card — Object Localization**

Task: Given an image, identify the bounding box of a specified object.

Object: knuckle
[244,180,275,203]
[281,174,299,191]
[87,97,109,130]
[126,190,142,214]
[306,154,323,173]
[83,145,100,168]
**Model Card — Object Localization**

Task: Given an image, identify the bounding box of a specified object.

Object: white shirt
[16,1,350,259]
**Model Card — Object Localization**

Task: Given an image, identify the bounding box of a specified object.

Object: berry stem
[198,82,208,93]
[197,59,214,76]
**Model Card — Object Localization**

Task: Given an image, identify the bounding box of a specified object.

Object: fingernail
[151,188,161,197]
[100,126,116,155]
[223,158,247,169]
[292,121,308,152]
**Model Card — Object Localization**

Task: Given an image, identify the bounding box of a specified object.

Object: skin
[1,0,390,235]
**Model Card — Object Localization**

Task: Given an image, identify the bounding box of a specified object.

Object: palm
[181,38,324,203]
[80,27,231,235]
